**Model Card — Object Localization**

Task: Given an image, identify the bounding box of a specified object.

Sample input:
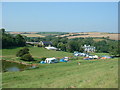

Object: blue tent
[101,55,111,59]
[60,59,68,62]
[40,61,46,64]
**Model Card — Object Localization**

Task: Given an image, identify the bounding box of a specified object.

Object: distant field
[9,32,119,40]
[9,32,68,37]
[58,32,119,40]
[67,33,119,40]
[21,34,45,37]
[2,58,118,88]
[9,32,38,34]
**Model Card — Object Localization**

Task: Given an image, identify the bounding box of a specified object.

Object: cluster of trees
[16,47,34,61]
[26,36,119,56]
[1,28,26,48]
[36,32,69,35]
[1,28,119,56]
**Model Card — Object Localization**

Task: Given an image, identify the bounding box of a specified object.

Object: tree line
[1,28,119,56]
[1,28,26,48]
[25,35,120,56]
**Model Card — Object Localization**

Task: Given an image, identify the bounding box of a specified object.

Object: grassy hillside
[2,47,72,58]
[2,58,118,88]
[1,46,118,88]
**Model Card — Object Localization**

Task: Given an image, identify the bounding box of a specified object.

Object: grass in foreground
[2,58,118,88]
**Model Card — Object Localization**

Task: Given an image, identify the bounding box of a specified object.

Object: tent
[88,55,98,59]
[60,59,68,62]
[84,57,92,60]
[45,57,58,64]
[74,51,88,57]
[64,57,69,61]
[40,61,46,64]
[101,56,111,59]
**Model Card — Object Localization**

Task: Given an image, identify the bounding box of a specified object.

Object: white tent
[45,57,58,64]
[45,46,57,50]
[88,55,98,59]
[64,57,69,61]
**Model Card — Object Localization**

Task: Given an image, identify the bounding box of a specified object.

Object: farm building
[26,42,40,47]
[26,41,53,47]
[45,46,57,50]
[40,41,52,47]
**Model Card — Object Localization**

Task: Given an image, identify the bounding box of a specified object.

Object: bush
[21,54,34,61]
[16,47,29,57]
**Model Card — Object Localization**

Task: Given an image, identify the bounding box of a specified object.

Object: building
[82,45,95,52]
[45,46,57,50]
[26,41,53,47]
[26,42,39,45]
[26,42,40,47]
[40,41,52,46]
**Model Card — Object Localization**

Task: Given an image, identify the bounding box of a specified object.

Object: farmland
[1,47,118,88]
[21,34,45,37]
[9,31,119,40]
[66,33,119,40]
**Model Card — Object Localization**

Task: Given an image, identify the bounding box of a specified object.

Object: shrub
[16,47,29,57]
[21,54,34,61]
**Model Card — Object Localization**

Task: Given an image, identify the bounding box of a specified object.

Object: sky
[2,2,118,32]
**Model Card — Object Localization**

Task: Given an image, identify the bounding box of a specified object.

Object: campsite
[1,2,119,89]
[1,28,119,88]
[1,46,119,88]
[1,29,119,88]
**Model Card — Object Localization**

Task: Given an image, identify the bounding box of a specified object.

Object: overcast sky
[2,2,118,32]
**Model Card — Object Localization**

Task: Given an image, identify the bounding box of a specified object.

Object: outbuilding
[45,46,57,50]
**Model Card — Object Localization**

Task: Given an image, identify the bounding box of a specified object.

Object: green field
[2,47,73,59]
[2,58,118,88]
[1,47,118,88]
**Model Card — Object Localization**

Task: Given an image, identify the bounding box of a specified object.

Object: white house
[82,45,95,52]
[45,57,58,64]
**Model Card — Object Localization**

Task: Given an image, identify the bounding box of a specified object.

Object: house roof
[42,41,52,45]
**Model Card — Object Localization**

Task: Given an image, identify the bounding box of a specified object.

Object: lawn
[2,58,118,88]
[2,47,73,58]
